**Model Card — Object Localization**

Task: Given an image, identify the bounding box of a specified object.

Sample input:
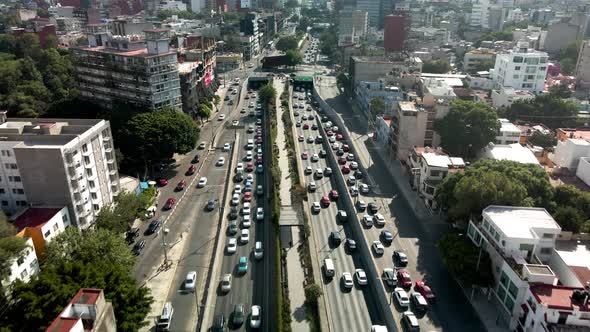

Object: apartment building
[2,237,38,289]
[47,288,117,332]
[71,24,181,110]
[490,42,549,93]
[463,48,496,73]
[348,55,423,92]
[491,87,535,108]
[0,114,120,229]
[391,101,429,161]
[355,80,404,118]
[406,147,465,209]
[356,0,381,27]
[13,207,70,258]
[338,9,368,45]
[470,0,489,29]
[575,40,590,91]
[178,36,217,115]
[496,119,521,145]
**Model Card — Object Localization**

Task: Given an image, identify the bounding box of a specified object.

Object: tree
[548,84,572,98]
[434,100,500,157]
[258,83,276,104]
[290,14,299,22]
[0,217,28,282]
[503,94,578,129]
[304,284,323,304]
[553,206,584,233]
[369,97,386,117]
[96,191,144,233]
[197,104,212,119]
[118,107,199,169]
[437,233,493,287]
[276,36,299,52]
[285,49,303,66]
[473,59,495,72]
[297,16,312,32]
[528,131,557,149]
[422,59,451,74]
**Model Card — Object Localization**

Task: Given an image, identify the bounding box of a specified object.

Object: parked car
[147,220,161,234]
[393,250,409,266]
[394,288,410,308]
[382,268,397,287]
[397,269,412,288]
[415,280,436,302]
[132,240,146,255]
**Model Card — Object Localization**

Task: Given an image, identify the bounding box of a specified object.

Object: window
[84,156,90,164]
[497,284,506,300]
[513,74,519,79]
[91,193,97,200]
[0,189,3,194]
[513,56,523,63]
[526,66,537,73]
[13,176,21,182]
[82,144,88,152]
[29,259,37,271]
[1,200,7,206]
[508,282,518,298]
[20,270,28,279]
[17,256,24,266]
[494,232,500,242]
[525,57,539,65]
[430,170,440,177]
[1,150,11,156]
[86,169,93,177]
[62,214,68,223]
[93,204,100,211]
[12,188,24,194]
[527,75,535,80]
[540,247,552,255]
[44,230,51,238]
[540,57,547,63]
[522,83,533,88]
[19,200,26,206]
[53,223,58,231]
[89,181,95,189]
[539,67,546,71]
[514,66,521,70]
[500,271,509,287]
[505,295,515,311]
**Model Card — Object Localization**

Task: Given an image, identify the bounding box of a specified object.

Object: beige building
[348,55,423,92]
[391,101,430,161]
[0,113,120,229]
[338,9,368,45]
[575,40,590,91]
[463,48,496,72]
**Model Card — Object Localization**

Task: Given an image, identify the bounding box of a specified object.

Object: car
[240,229,250,243]
[315,136,323,143]
[311,154,319,162]
[234,171,244,182]
[241,213,252,227]
[357,200,367,212]
[328,136,336,143]
[301,152,309,160]
[336,148,344,156]
[243,192,252,202]
[415,280,436,302]
[346,238,356,251]
[411,292,429,312]
[229,206,238,220]
[347,153,355,161]
[223,142,231,151]
[324,167,332,176]
[250,305,262,329]
[220,273,232,293]
[319,150,327,157]
[308,181,317,192]
[237,256,249,274]
[206,199,216,211]
[336,134,343,140]
[326,130,334,136]
[296,121,301,127]
[198,142,207,149]
[338,156,347,165]
[255,207,264,221]
[217,157,225,166]
[372,241,384,255]
[342,165,350,174]
[354,170,363,179]
[349,186,359,197]
[314,169,324,179]
[132,240,146,255]
[298,135,304,142]
[397,269,412,288]
[255,164,263,173]
[158,178,168,186]
[347,175,356,185]
[371,213,385,226]
[303,123,309,130]
[304,166,312,175]
[256,185,263,196]
[232,304,245,327]
[191,154,200,163]
[147,220,162,234]
[235,163,244,173]
[402,311,420,331]
[383,268,398,287]
[176,180,186,191]
[349,161,359,170]
[185,271,197,292]
[311,202,321,213]
[245,151,253,160]
[330,231,341,246]
[394,288,410,308]
[246,162,254,172]
[224,95,230,101]
[359,183,370,194]
[393,250,409,266]
[368,202,379,214]
[228,220,238,235]
[247,125,255,133]
[329,189,339,200]
[194,176,206,188]
[312,124,318,130]
[381,230,394,244]
[126,228,140,244]
[320,195,330,207]
[218,114,226,121]
[231,194,240,206]
[341,272,354,289]
[355,269,368,286]
[342,144,350,152]
[306,136,314,143]
[242,202,251,215]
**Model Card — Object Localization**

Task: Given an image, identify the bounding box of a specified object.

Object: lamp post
[162,228,170,266]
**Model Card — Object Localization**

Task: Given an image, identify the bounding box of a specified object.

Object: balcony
[84,162,93,169]
[82,149,92,156]
[102,136,110,141]
[109,169,117,175]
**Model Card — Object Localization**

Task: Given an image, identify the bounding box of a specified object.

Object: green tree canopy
[0,215,28,283]
[502,94,578,129]
[304,284,323,304]
[369,97,386,117]
[96,190,153,233]
[422,59,451,74]
[553,206,585,233]
[528,131,557,149]
[285,49,303,66]
[276,36,299,52]
[259,83,277,104]
[297,16,312,32]
[548,84,572,98]
[437,233,493,287]
[434,100,500,157]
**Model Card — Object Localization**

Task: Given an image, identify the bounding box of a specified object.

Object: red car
[164,198,176,210]
[256,138,263,144]
[246,162,254,172]
[158,179,168,186]
[342,165,350,174]
[256,156,263,165]
[243,193,253,202]
[336,134,343,140]
[298,135,304,142]
[397,269,412,288]
[320,195,330,207]
[338,156,347,165]
[303,124,310,130]
[326,130,334,137]
[329,189,339,200]
[342,144,350,152]
[415,280,436,302]
[187,165,196,175]
[301,152,309,160]
[176,180,186,191]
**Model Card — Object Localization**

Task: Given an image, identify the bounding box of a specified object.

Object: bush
[304,284,322,304]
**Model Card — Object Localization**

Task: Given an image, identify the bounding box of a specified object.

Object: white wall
[576,157,590,187]
[3,237,37,287]
[553,139,590,170]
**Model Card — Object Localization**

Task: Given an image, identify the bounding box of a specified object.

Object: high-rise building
[356,0,381,27]
[575,40,590,91]
[0,113,120,229]
[470,0,489,29]
[490,42,548,93]
[384,14,408,52]
[71,24,181,110]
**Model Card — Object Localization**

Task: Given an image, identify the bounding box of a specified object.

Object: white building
[391,101,429,161]
[0,114,120,229]
[13,207,70,257]
[480,143,540,166]
[491,87,536,108]
[471,0,490,29]
[496,119,521,145]
[190,0,207,12]
[553,138,590,170]
[490,42,549,93]
[3,237,38,288]
[158,0,187,11]
[467,71,496,90]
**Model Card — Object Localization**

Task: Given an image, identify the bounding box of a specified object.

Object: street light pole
[162,228,170,266]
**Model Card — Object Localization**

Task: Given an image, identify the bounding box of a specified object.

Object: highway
[291,89,377,331]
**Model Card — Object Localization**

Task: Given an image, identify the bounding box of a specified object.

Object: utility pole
[161,228,170,267]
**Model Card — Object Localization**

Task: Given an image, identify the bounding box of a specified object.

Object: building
[338,9,368,45]
[512,26,547,50]
[190,0,207,12]
[490,42,549,93]
[384,14,409,52]
[553,138,590,170]
[216,52,243,72]
[349,55,422,92]
[544,22,580,54]
[47,288,117,332]
[480,143,540,166]
[470,0,489,29]
[2,237,38,288]
[157,0,187,10]
[375,116,392,146]
[356,0,381,27]
[575,40,590,91]
[390,101,429,161]
[178,36,217,116]
[13,207,70,258]
[71,25,181,110]
[463,49,496,73]
[491,87,535,108]
[407,147,465,209]
[355,80,404,118]
[467,71,496,91]
[239,13,260,60]
[0,114,120,229]
[467,206,563,330]
[496,119,522,145]
[239,34,259,61]
[487,6,507,32]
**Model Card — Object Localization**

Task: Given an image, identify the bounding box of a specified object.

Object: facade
[463,49,496,73]
[390,101,429,161]
[0,114,120,229]
[2,237,38,288]
[490,43,549,93]
[355,80,404,118]
[553,138,590,170]
[239,13,260,61]
[470,0,489,29]
[575,40,590,91]
[384,14,409,53]
[349,55,422,91]
[13,207,70,258]
[216,53,243,72]
[47,288,117,332]
[544,22,580,54]
[491,87,535,108]
[158,0,187,10]
[71,25,181,110]
[356,0,381,27]
[338,9,368,45]
[239,34,259,61]
[496,119,521,145]
[178,36,217,116]
[190,0,207,12]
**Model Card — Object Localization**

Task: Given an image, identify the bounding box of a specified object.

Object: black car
[191,154,200,164]
[206,199,216,211]
[354,170,363,179]
[336,149,344,156]
[381,230,394,244]
[132,240,146,255]
[330,231,341,246]
[126,227,140,243]
[346,238,356,251]
[393,250,409,266]
[211,314,226,332]
[319,150,327,158]
[232,304,245,327]
[383,269,397,287]
[234,172,244,182]
[311,124,318,130]
[368,202,379,214]
[229,206,238,220]
[147,220,162,234]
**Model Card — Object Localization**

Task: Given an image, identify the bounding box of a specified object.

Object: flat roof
[530,284,590,312]
[422,152,452,168]
[484,143,540,165]
[483,205,561,239]
[555,240,590,286]
[71,288,101,305]
[500,120,520,133]
[13,207,62,231]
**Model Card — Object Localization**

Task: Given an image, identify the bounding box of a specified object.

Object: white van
[323,258,335,278]
[157,302,174,331]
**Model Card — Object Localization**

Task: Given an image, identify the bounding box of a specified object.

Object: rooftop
[482,143,541,165]
[499,119,520,133]
[483,205,561,240]
[557,128,590,141]
[13,208,62,231]
[467,48,496,55]
[422,77,462,95]
[529,283,590,312]
[398,101,418,113]
[71,288,101,305]
[555,240,590,286]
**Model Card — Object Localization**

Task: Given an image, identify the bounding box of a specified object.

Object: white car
[350,161,358,169]
[197,177,207,188]
[246,174,254,182]
[254,241,263,260]
[242,214,251,228]
[234,184,242,195]
[223,143,231,151]
[312,202,321,213]
[350,186,359,197]
[308,181,317,192]
[372,241,384,255]
[311,154,319,162]
[240,229,250,244]
[231,194,240,206]
[256,207,264,221]
[374,213,386,226]
[304,166,312,175]
[232,120,239,126]
[218,114,226,121]
[360,183,370,194]
[341,272,353,289]
[245,151,253,161]
[347,153,355,161]
[355,269,368,286]
[236,163,244,172]
[250,305,262,329]
[220,273,232,293]
[227,238,237,254]
[217,157,225,166]
[363,214,373,227]
[198,141,207,149]
[314,169,324,179]
[347,175,356,185]
[242,202,251,215]
[394,288,410,308]
[185,271,197,292]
